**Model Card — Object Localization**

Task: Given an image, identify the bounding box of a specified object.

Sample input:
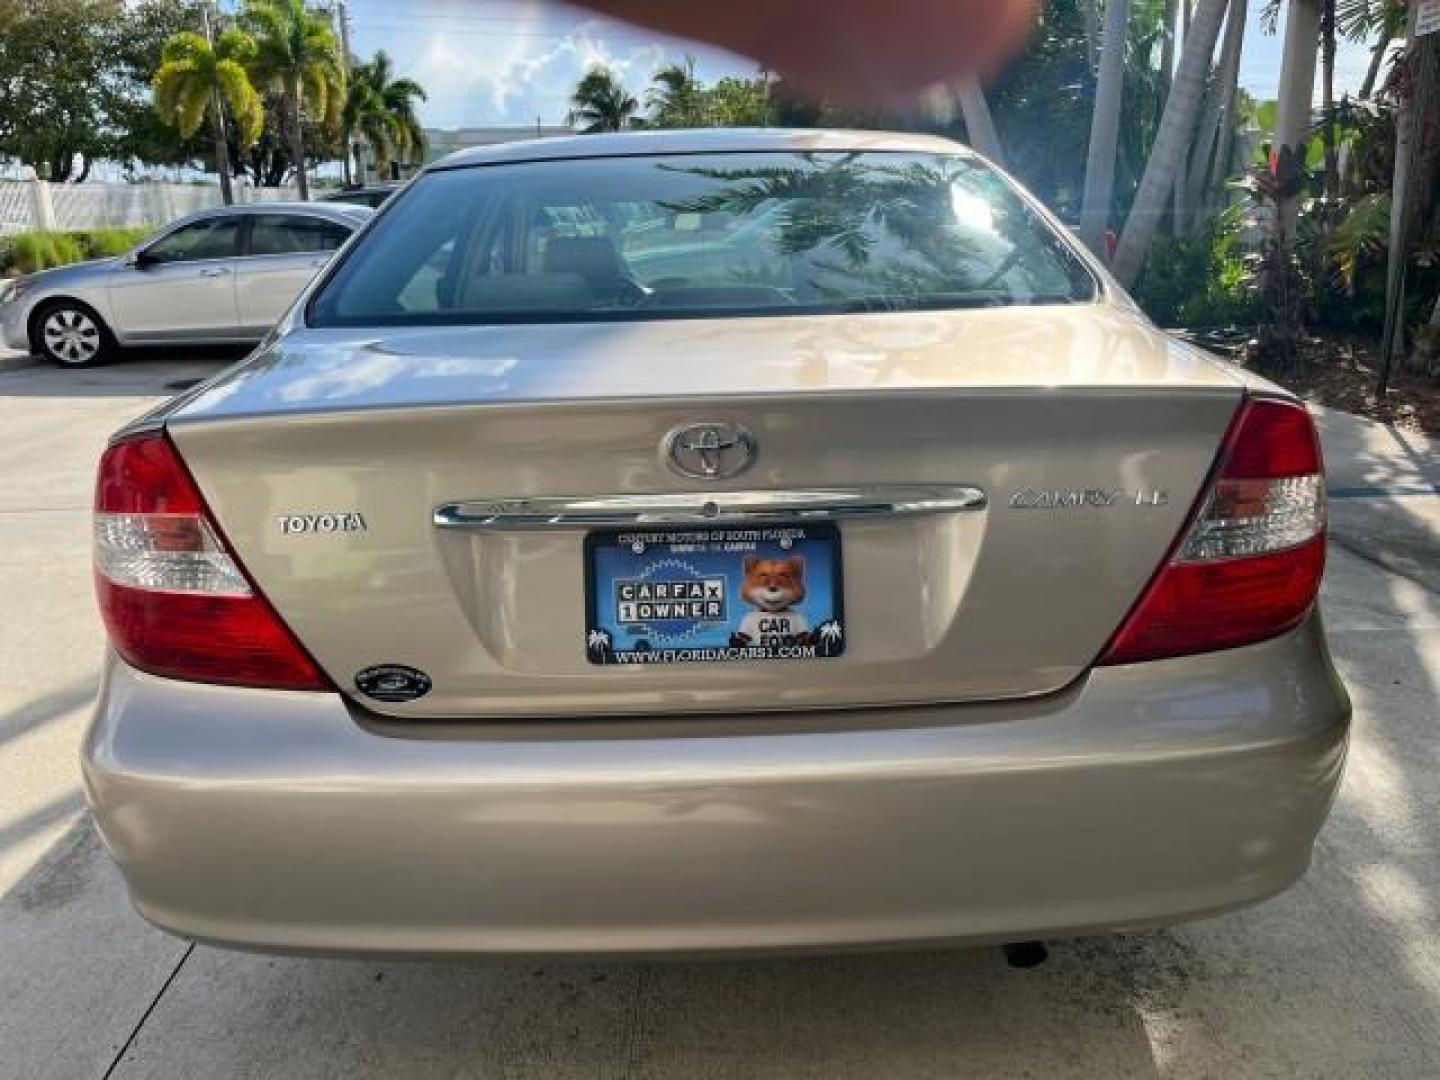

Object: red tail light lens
[94,432,329,690]
[1099,397,1326,665]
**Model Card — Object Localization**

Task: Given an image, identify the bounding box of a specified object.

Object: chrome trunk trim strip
[433,486,987,531]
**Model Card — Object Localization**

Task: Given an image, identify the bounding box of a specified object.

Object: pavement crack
[99,942,194,1080]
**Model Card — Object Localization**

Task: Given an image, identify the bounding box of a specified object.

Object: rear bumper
[83,615,1349,958]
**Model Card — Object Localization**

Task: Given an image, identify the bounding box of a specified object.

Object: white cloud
[353,1,752,128]
[477,19,669,120]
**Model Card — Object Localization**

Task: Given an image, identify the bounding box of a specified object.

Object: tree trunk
[1170,0,1195,233]
[957,77,1004,164]
[1358,28,1390,99]
[288,81,310,200]
[341,127,354,187]
[1084,0,1100,74]
[1186,0,1244,233]
[1159,0,1179,116]
[1378,5,1418,393]
[1320,0,1338,198]
[47,152,72,183]
[1189,0,1246,229]
[210,92,235,205]
[1111,0,1229,286]
[1398,37,1439,374]
[1079,0,1131,255]
[1275,0,1321,227]
[1413,292,1440,375]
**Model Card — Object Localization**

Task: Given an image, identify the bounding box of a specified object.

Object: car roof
[321,185,397,197]
[240,200,373,216]
[168,202,373,228]
[431,128,973,170]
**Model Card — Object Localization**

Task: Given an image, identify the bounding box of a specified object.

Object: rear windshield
[308,151,1097,327]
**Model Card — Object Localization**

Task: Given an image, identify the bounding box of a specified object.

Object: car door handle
[199,267,231,278]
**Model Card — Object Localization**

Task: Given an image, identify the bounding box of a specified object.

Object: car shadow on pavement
[0,677,97,749]
[0,347,247,398]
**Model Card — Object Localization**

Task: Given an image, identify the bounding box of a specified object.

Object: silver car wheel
[41,308,103,365]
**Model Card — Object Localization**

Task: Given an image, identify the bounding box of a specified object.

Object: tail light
[94,432,329,690]
[1099,397,1326,665]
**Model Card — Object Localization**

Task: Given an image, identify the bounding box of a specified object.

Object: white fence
[0,180,302,235]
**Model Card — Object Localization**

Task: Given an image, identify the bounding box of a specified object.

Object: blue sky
[341,0,1377,130]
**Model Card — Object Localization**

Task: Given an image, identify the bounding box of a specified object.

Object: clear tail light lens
[95,513,250,595]
[1099,397,1326,665]
[94,433,329,690]
[1179,475,1324,560]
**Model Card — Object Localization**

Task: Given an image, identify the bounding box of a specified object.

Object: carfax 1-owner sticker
[584,524,845,665]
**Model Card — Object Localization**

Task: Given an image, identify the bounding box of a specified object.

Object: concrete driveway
[1,349,1438,1079]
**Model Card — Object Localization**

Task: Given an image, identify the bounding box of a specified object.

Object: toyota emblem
[662,422,758,480]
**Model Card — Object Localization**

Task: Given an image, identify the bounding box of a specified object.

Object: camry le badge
[663,422,758,481]
[1008,488,1170,509]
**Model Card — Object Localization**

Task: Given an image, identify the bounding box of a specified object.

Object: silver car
[1,202,372,367]
[83,130,1349,959]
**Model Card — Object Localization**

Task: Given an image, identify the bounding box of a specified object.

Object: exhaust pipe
[1002,941,1049,968]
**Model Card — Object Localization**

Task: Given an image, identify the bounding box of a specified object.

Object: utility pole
[201,1,235,205]
[335,0,357,185]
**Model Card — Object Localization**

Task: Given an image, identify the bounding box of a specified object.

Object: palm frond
[216,59,264,146]
[174,80,213,139]
[1259,0,1282,34]
[216,28,258,65]
[151,62,196,126]
[161,31,211,65]
[1329,190,1391,286]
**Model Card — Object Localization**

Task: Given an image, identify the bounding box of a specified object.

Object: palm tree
[647,56,708,127]
[1079,0,1133,254]
[1111,0,1229,285]
[343,51,426,184]
[244,0,345,200]
[1274,0,1321,163]
[569,67,639,133]
[1343,0,1403,98]
[152,28,264,205]
[1379,9,1440,387]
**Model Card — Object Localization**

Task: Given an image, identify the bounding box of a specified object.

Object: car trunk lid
[166,307,1242,718]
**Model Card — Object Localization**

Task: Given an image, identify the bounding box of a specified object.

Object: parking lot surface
[1,348,1438,1079]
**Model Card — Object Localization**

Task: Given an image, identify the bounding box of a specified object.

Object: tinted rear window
[309,151,1096,327]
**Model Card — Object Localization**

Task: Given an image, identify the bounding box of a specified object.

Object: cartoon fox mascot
[730,554,813,648]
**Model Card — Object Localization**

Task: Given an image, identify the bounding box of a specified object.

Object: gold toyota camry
[83,129,1349,958]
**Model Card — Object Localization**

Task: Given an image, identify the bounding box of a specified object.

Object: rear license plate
[585,524,845,665]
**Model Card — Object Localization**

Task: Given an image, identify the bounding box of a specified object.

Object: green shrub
[1132,211,1259,330]
[3,233,77,274]
[0,227,150,275]
[71,227,150,259]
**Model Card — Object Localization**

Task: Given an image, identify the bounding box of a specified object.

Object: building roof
[431,128,971,170]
